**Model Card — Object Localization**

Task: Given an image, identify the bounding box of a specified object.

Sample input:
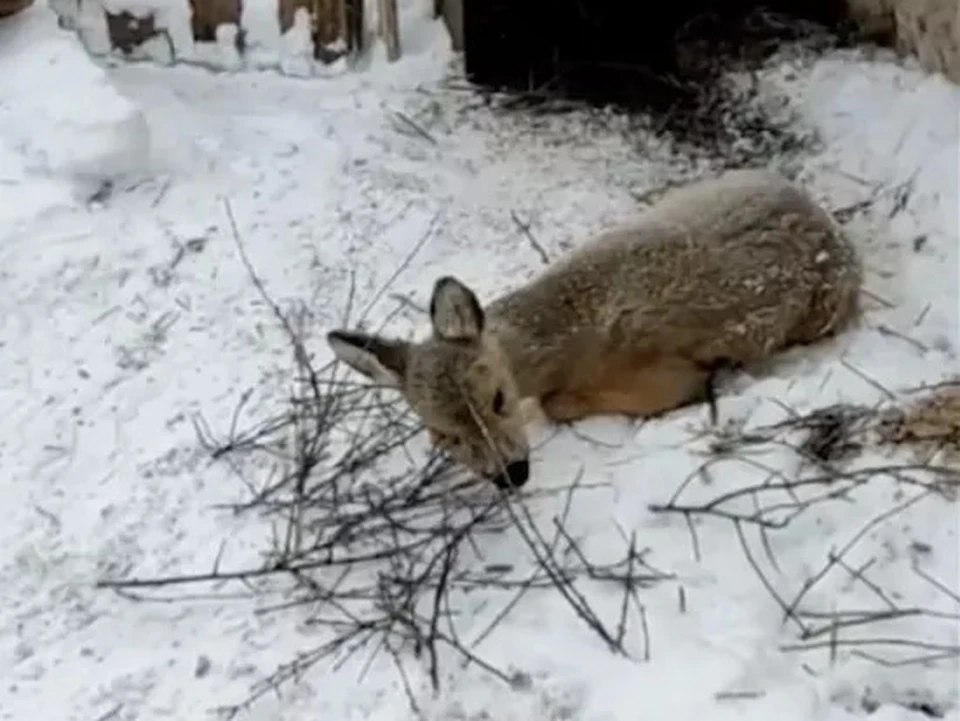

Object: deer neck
[486,290,579,400]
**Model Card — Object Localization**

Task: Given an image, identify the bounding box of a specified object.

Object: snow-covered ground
[1,2,958,720]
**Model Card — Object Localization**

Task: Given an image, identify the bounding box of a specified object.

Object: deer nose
[493,459,530,489]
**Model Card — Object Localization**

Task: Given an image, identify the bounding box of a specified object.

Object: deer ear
[327,330,408,387]
[429,276,484,341]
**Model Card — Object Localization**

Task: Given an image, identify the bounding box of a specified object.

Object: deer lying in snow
[327,169,862,489]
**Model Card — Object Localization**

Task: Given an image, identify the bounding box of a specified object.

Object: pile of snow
[0,3,149,221]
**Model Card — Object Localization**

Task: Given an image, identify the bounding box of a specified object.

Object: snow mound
[0,3,150,209]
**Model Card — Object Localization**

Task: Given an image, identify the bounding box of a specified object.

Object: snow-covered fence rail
[48,0,400,75]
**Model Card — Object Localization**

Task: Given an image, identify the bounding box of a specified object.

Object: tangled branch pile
[650,379,960,684]
[97,215,668,717]
[190,350,668,715]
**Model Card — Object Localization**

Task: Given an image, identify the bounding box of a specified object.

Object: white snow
[0,3,150,209]
[277,7,318,78]
[1,3,958,721]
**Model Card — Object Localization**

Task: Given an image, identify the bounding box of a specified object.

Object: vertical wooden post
[345,0,364,53]
[437,0,462,51]
[379,0,400,61]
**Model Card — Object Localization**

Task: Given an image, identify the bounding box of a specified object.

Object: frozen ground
[1,2,958,721]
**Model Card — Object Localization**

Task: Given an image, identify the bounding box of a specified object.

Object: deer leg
[541,358,712,423]
[693,357,741,426]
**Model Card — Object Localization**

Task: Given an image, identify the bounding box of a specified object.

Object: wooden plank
[378,0,400,61]
[345,0,363,53]
[436,0,463,51]
[188,0,243,45]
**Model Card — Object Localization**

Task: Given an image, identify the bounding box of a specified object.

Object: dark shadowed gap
[459,0,868,147]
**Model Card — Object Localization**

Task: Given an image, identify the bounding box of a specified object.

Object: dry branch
[649,386,960,673]
[97,207,667,716]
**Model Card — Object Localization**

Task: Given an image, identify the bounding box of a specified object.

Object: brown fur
[327,169,862,487]
[541,355,712,421]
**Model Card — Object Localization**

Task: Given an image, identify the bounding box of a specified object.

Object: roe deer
[327,169,862,489]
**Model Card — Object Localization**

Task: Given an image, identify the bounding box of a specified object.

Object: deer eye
[492,389,505,415]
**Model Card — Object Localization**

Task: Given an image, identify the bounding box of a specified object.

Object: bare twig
[783,490,931,621]
[510,210,550,265]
